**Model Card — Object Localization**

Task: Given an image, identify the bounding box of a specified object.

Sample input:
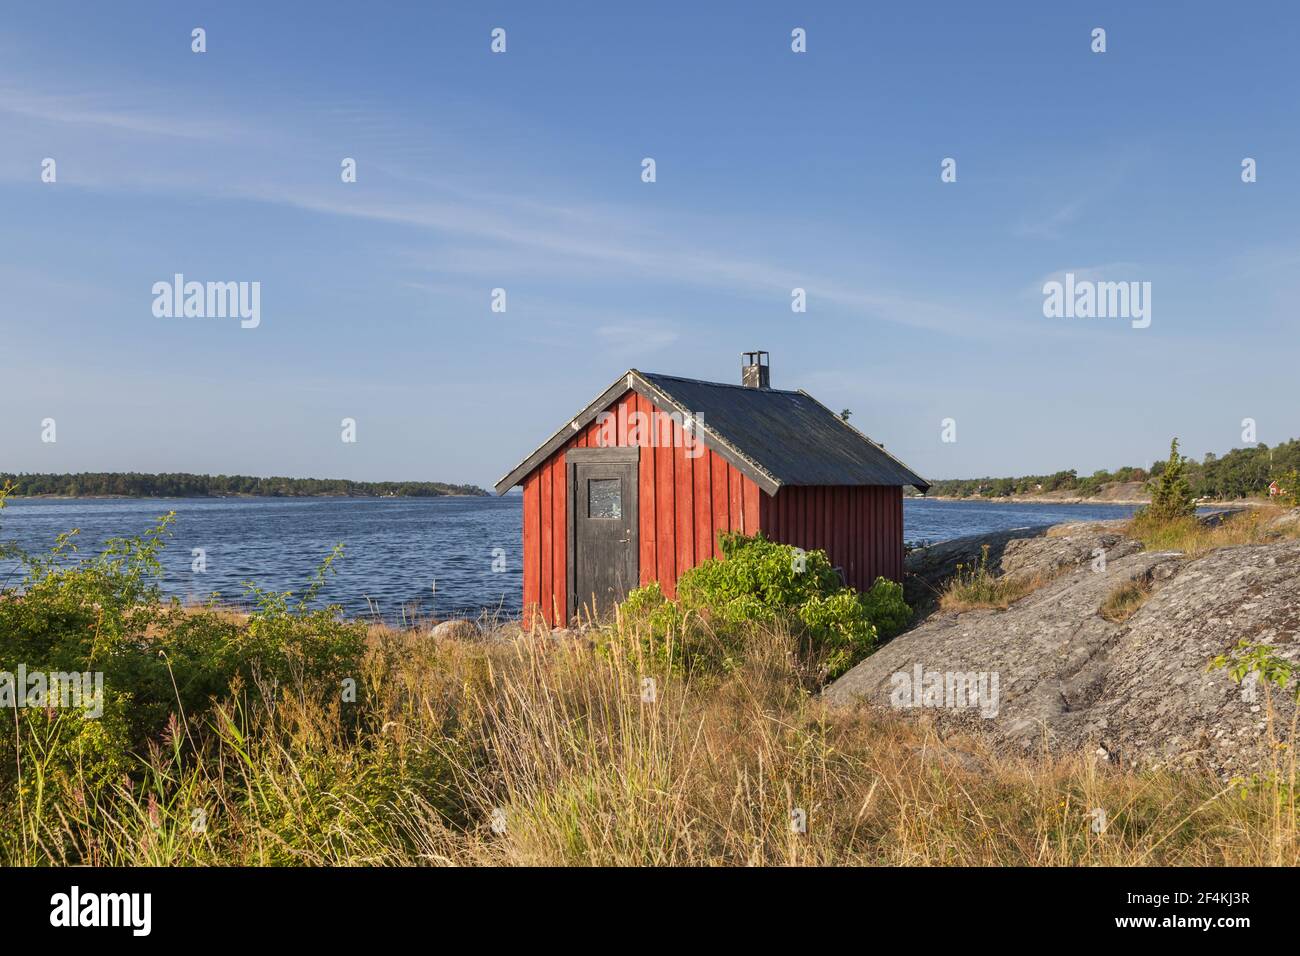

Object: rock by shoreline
[825,513,1300,778]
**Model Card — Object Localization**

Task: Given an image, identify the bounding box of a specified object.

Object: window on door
[587,478,622,519]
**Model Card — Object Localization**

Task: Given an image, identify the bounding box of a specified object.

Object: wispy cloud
[0,87,244,140]
[0,75,1062,343]
[1009,148,1147,241]
[1025,262,1146,299]
[1013,195,1088,240]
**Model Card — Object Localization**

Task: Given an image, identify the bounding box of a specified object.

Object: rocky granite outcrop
[902,519,1138,608]
[826,520,1300,778]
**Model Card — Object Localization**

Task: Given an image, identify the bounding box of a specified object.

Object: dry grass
[1126,504,1300,556]
[1099,576,1153,623]
[938,545,1059,612]
[939,571,1052,611]
[10,618,1298,867]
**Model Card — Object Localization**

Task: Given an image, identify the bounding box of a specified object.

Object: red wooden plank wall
[761,485,903,592]
[520,389,759,625]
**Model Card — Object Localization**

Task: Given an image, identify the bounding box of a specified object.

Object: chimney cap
[741,351,770,388]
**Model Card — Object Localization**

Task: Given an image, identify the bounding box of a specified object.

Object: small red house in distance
[495,352,930,626]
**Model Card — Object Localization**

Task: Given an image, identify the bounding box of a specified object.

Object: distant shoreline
[1,472,491,499]
[6,492,489,501]
[915,495,1262,508]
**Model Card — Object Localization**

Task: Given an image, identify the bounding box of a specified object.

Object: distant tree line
[927,437,1300,501]
[0,472,489,498]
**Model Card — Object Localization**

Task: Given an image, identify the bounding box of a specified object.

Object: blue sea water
[0,496,1147,621]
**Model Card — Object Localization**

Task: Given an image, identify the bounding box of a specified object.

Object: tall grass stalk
[5,620,1296,866]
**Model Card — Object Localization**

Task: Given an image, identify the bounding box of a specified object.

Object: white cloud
[0,87,244,140]
[0,75,1079,344]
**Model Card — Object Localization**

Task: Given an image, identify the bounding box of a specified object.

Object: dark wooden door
[567,448,639,621]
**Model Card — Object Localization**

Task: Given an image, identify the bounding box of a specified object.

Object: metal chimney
[741,350,770,389]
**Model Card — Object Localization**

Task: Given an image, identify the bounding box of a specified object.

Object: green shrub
[859,577,912,638]
[0,516,364,747]
[1211,640,1300,704]
[0,494,368,853]
[1140,438,1196,523]
[617,533,909,679]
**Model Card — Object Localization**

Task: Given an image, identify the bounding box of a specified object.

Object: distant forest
[0,472,489,498]
[926,437,1300,501]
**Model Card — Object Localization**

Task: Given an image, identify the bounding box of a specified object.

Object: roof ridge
[640,370,803,396]
[630,371,783,493]
[495,367,931,494]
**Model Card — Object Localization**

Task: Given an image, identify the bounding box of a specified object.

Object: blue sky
[2,1,1297,489]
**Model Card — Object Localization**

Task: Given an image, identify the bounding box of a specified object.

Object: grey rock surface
[902,519,1135,608]
[431,618,482,641]
[827,522,1300,777]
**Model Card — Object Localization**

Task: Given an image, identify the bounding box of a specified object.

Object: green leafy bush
[617,533,910,679]
[1140,438,1196,523]
[859,576,913,637]
[1211,640,1300,704]
[0,491,368,844]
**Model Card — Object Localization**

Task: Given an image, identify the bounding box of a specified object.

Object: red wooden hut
[495,352,930,626]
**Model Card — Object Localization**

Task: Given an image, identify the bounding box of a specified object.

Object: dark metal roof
[495,370,930,495]
[639,373,930,491]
